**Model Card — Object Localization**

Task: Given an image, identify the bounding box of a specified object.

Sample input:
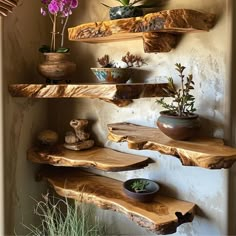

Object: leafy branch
[156,63,196,117]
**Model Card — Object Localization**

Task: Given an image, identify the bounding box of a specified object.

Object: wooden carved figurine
[64,119,94,151]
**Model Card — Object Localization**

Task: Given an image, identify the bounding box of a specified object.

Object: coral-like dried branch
[121,52,145,67]
[97,54,110,67]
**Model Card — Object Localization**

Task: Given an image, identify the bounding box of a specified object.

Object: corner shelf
[107,122,236,169]
[28,145,150,172]
[68,9,216,53]
[8,83,168,107]
[39,166,195,235]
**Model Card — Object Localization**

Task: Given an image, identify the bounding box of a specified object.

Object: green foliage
[19,194,106,236]
[156,63,196,117]
[39,45,70,53]
[101,0,161,8]
[131,180,149,192]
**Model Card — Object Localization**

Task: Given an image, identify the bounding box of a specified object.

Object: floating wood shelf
[28,145,150,171]
[107,122,236,169]
[39,166,195,235]
[68,9,216,53]
[0,0,18,17]
[8,83,168,107]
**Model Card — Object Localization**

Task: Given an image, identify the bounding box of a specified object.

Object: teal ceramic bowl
[91,68,133,84]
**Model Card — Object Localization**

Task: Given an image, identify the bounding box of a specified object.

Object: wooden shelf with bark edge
[28,145,150,171]
[8,83,168,107]
[107,122,236,169]
[38,166,195,235]
[68,9,216,53]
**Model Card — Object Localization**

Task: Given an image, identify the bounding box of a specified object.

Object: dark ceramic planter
[109,6,143,20]
[123,178,160,202]
[157,111,200,141]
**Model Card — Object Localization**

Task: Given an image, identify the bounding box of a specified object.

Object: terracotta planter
[123,178,159,202]
[157,111,200,140]
[38,53,76,81]
[109,6,143,20]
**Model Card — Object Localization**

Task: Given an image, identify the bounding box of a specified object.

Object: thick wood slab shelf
[39,167,195,234]
[28,145,150,171]
[8,83,168,107]
[107,122,236,169]
[68,9,215,53]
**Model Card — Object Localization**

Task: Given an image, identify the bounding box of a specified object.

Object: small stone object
[64,119,94,151]
[37,129,59,146]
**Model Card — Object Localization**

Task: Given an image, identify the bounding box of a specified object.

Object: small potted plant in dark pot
[102,0,161,20]
[102,0,144,20]
[123,178,160,202]
[156,63,200,141]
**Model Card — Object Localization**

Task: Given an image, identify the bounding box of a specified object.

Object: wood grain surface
[39,167,195,235]
[68,9,215,52]
[28,145,150,171]
[8,83,168,107]
[107,122,236,169]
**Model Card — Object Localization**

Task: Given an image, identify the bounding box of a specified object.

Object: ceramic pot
[90,68,133,83]
[109,6,143,20]
[38,53,76,80]
[123,178,160,202]
[157,111,200,141]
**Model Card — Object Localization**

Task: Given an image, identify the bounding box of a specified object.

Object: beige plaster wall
[48,0,231,235]
[1,0,233,235]
[3,1,49,234]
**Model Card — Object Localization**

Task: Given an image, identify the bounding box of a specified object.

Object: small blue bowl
[91,68,133,84]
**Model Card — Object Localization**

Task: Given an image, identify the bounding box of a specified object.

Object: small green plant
[156,63,196,117]
[19,193,106,236]
[131,180,149,192]
[101,0,160,8]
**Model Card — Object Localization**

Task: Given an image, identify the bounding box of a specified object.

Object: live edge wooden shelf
[28,145,150,171]
[107,122,236,169]
[38,166,195,235]
[8,83,168,107]
[68,9,216,53]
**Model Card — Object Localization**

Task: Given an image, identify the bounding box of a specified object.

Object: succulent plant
[131,180,149,192]
[97,52,146,68]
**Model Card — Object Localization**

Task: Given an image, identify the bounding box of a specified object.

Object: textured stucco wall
[48,0,231,235]
[2,0,233,235]
[3,1,49,234]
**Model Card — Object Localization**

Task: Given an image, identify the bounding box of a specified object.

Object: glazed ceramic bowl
[91,68,133,84]
[109,6,143,20]
[123,178,160,202]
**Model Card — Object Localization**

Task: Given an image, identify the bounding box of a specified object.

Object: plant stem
[51,14,57,52]
[180,69,185,116]
[61,15,69,48]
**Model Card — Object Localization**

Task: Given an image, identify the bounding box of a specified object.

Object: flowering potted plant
[91,52,146,83]
[38,0,78,83]
[156,63,200,140]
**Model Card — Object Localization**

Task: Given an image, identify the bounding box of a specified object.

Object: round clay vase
[109,6,143,20]
[157,111,200,141]
[38,53,76,80]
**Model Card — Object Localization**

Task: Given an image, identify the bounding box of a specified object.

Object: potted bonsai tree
[123,178,159,202]
[156,63,200,140]
[102,0,161,20]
